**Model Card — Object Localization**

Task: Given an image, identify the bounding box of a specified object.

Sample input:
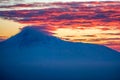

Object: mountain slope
[0,26,120,80]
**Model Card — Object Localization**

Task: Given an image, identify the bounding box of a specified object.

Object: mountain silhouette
[0,26,120,80]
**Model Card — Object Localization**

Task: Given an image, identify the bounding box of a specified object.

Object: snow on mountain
[0,26,120,80]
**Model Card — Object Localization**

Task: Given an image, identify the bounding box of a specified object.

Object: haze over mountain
[0,26,120,80]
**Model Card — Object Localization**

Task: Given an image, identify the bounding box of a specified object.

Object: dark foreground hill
[0,26,120,80]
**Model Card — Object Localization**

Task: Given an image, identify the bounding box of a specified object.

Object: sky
[24,0,120,3]
[0,1,120,51]
[0,0,120,5]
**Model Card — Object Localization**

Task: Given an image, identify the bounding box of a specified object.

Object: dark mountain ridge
[0,26,120,80]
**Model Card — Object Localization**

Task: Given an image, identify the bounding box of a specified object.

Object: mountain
[0,26,120,80]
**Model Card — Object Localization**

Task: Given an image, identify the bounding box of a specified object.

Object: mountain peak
[20,26,51,36]
[4,26,59,46]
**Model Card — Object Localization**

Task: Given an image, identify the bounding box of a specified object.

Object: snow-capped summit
[1,26,120,80]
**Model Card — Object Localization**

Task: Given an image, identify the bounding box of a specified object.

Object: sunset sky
[0,0,120,51]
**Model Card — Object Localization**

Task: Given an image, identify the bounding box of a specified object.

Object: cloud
[0,1,120,51]
[86,38,120,42]
[0,36,6,42]
[103,41,120,52]
[102,33,120,35]
[0,38,5,42]
[0,2,120,28]
[81,35,97,37]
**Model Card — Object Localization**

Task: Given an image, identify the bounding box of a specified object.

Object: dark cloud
[0,2,120,28]
[73,39,87,41]
[54,14,76,20]
[82,35,97,37]
[92,13,108,19]
[0,38,5,42]
[101,33,120,35]
[0,36,6,42]
[87,38,120,42]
